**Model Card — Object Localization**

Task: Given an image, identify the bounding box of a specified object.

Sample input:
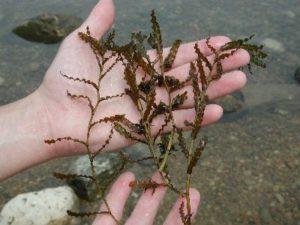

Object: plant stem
[185,139,195,225]
[185,175,192,225]
[158,130,174,172]
[84,61,120,225]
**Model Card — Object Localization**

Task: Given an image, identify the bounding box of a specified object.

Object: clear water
[0,0,299,224]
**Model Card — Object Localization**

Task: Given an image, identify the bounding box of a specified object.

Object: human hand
[91,171,200,225]
[36,0,250,157]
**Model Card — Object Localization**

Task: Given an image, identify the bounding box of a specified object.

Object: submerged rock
[214,93,244,113]
[13,13,82,44]
[0,186,79,225]
[295,67,300,84]
[262,38,285,52]
[68,153,125,200]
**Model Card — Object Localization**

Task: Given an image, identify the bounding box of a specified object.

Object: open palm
[36,0,249,157]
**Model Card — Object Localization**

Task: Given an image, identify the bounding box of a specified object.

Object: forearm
[0,91,52,181]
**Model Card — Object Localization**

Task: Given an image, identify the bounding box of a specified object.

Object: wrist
[30,89,57,159]
[0,90,54,181]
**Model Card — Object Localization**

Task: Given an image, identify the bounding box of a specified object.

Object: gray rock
[13,13,82,44]
[214,94,244,113]
[68,153,125,200]
[0,186,79,225]
[295,67,300,84]
[123,143,155,166]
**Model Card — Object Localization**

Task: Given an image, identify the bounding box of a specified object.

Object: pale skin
[0,0,250,224]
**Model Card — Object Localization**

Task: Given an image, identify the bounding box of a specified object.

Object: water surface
[0,0,299,224]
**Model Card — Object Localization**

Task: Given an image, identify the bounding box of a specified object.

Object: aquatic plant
[45,10,266,225]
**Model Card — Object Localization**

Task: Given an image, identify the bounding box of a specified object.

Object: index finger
[147,36,231,69]
[92,172,135,225]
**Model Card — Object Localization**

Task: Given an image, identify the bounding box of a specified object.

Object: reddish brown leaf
[163,39,182,70]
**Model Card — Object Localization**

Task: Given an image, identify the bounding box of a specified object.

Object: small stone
[209,180,215,186]
[229,135,238,141]
[0,186,79,225]
[269,201,276,207]
[274,108,289,116]
[294,179,300,188]
[131,191,139,199]
[244,179,256,188]
[286,10,296,18]
[295,67,300,84]
[68,153,124,200]
[260,207,273,223]
[262,38,285,52]
[246,210,252,216]
[244,170,252,176]
[28,62,40,72]
[0,77,4,86]
[275,193,285,204]
[13,13,82,44]
[273,184,281,192]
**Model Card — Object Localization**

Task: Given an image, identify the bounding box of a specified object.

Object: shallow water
[0,0,299,224]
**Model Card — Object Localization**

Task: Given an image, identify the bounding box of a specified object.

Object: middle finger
[156,70,247,109]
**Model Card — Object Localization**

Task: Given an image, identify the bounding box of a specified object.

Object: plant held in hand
[45,10,266,225]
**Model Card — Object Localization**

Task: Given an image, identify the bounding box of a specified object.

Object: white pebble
[262,38,285,52]
[0,186,79,225]
[0,77,4,86]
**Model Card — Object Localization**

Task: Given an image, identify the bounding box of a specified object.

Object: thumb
[79,0,115,38]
